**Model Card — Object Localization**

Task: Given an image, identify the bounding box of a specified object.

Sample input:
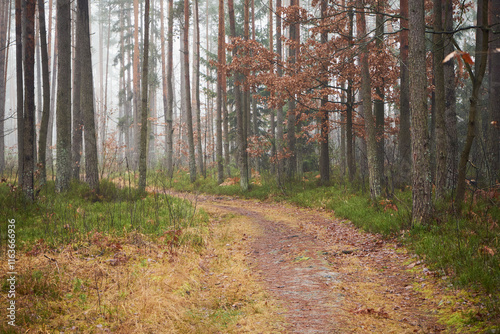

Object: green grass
[0,178,206,251]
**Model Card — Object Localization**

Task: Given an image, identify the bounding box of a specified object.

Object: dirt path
[175,192,445,333]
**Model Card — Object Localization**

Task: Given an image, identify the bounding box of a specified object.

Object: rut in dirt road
[185,194,444,333]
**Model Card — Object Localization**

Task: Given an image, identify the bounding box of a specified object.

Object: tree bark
[16,0,24,186]
[216,0,225,184]
[165,0,174,177]
[0,0,11,174]
[37,0,50,185]
[357,0,380,201]
[488,0,500,183]
[55,0,72,192]
[455,0,489,207]
[433,0,447,200]
[399,0,411,187]
[346,6,355,183]
[193,0,204,177]
[72,0,82,180]
[375,2,385,189]
[228,0,248,191]
[409,0,432,223]
[23,0,36,200]
[443,0,458,189]
[275,0,284,181]
[138,0,150,192]
[319,0,329,184]
[286,0,297,179]
[78,0,98,191]
[184,0,196,183]
[132,0,140,169]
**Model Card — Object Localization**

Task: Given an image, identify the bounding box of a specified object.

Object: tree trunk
[409,0,432,223]
[228,0,248,191]
[138,0,150,192]
[399,0,411,187]
[193,0,204,177]
[346,6,355,183]
[275,0,284,181]
[72,0,82,180]
[55,0,72,192]
[78,0,98,191]
[216,0,225,184]
[375,2,385,189]
[37,0,50,185]
[444,0,458,189]
[433,0,447,200]
[357,0,380,201]
[286,0,297,179]
[165,0,174,177]
[488,0,500,183]
[184,0,196,183]
[244,0,251,182]
[132,0,140,169]
[456,0,489,207]
[0,0,11,174]
[16,0,24,186]
[319,0,329,184]
[269,0,275,175]
[23,0,36,200]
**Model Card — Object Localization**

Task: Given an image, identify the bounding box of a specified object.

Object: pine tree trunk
[72,0,82,180]
[55,0,72,192]
[0,0,11,174]
[184,0,196,183]
[16,0,24,186]
[138,0,150,192]
[275,0,284,182]
[228,0,248,191]
[433,0,447,200]
[346,6,355,183]
[456,0,489,207]
[132,0,140,169]
[375,3,385,190]
[37,0,50,185]
[166,0,174,177]
[286,0,297,179]
[194,0,204,177]
[78,0,99,191]
[319,0,329,184]
[399,0,411,187]
[488,0,500,183]
[409,0,432,223]
[23,0,36,200]
[216,0,225,184]
[444,0,458,189]
[268,0,275,175]
[357,0,380,201]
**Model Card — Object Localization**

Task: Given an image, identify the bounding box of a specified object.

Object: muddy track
[174,192,445,333]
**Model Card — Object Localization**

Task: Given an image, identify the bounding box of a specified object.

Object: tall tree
[357,0,380,201]
[165,0,174,178]
[133,0,140,168]
[275,0,284,181]
[37,0,51,185]
[456,0,489,206]
[488,0,500,183]
[228,0,248,190]
[286,0,298,179]
[374,0,385,189]
[55,0,72,192]
[16,0,24,186]
[216,0,225,184]
[72,0,83,180]
[318,0,329,184]
[23,0,36,200]
[433,0,447,199]
[184,0,196,183]
[346,4,355,183]
[138,0,150,192]
[443,0,458,189]
[0,0,11,174]
[409,0,432,223]
[193,0,204,177]
[78,0,98,190]
[398,0,411,186]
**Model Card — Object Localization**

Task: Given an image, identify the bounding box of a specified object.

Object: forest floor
[166,191,469,333]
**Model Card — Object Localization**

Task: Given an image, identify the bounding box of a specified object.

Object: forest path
[171,192,445,333]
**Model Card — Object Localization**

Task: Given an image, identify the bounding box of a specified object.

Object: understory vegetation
[0,177,281,332]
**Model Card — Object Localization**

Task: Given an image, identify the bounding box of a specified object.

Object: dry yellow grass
[1,211,284,333]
